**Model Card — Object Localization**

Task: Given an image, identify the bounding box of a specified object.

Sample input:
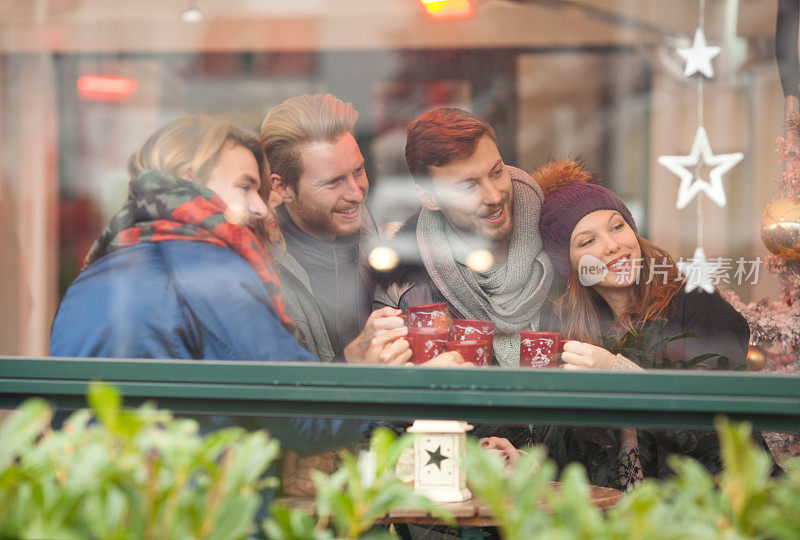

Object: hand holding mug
[560,340,616,370]
[419,351,474,368]
[344,307,407,364]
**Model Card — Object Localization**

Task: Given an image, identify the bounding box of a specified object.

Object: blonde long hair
[128,115,268,185]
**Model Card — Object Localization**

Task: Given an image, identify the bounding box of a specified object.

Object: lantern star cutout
[425,445,448,470]
[657,127,743,210]
[677,246,719,294]
[677,28,721,78]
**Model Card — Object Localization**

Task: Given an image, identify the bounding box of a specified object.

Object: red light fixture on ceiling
[419,0,476,21]
[77,75,139,102]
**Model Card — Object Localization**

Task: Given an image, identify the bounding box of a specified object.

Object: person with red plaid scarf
[50,115,370,456]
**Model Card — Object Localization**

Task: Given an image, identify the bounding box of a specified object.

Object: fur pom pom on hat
[532,160,596,196]
[535,160,638,276]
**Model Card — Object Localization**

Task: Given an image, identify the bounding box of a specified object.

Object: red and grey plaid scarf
[85,170,293,329]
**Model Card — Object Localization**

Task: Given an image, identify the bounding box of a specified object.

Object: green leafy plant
[601,418,779,539]
[465,441,609,540]
[265,427,453,539]
[0,383,280,539]
[4,386,798,540]
[612,317,729,370]
[467,417,800,540]
[756,457,800,539]
[263,502,331,540]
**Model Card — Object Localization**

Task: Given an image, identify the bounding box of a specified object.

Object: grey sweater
[276,205,377,362]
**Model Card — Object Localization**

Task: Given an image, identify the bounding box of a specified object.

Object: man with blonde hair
[262,94,433,366]
[51,114,370,459]
[261,97,470,499]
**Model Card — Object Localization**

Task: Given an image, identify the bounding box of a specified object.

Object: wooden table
[275,482,624,527]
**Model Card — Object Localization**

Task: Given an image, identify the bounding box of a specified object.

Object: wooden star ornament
[677,28,721,78]
[657,126,743,210]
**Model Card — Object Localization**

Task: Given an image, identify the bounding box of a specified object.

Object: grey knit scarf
[417,166,554,367]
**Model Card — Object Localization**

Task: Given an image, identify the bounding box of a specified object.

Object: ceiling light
[419,0,475,21]
[180,5,203,23]
[77,75,138,102]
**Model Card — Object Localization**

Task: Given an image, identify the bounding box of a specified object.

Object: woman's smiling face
[569,209,642,293]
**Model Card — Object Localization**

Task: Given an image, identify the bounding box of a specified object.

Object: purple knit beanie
[534,161,638,277]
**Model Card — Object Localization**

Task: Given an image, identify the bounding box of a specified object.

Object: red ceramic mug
[520,331,562,368]
[446,339,492,366]
[406,302,451,331]
[451,319,495,342]
[407,326,449,365]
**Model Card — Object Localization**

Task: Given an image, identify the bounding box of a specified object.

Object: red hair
[405,108,496,182]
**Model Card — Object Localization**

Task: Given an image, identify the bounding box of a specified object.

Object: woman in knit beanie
[534,159,749,372]
[537,160,681,371]
[532,160,752,489]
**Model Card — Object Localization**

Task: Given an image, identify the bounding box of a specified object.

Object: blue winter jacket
[50,240,369,456]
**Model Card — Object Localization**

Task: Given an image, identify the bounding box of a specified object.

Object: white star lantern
[658,127,743,210]
[677,28,721,78]
[677,246,719,293]
[407,420,472,503]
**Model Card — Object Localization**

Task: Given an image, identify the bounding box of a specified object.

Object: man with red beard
[375,107,555,369]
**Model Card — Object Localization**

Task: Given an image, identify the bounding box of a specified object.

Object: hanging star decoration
[658,126,743,210]
[425,445,448,470]
[677,246,720,293]
[677,28,721,78]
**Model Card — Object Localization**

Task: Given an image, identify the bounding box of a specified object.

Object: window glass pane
[1,0,797,503]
